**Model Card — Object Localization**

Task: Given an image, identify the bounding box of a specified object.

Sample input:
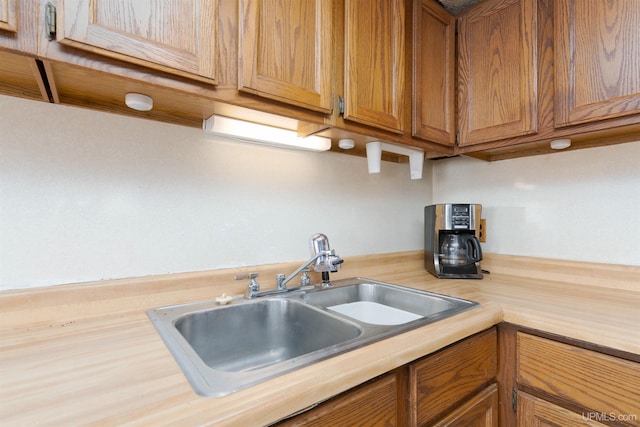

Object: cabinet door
[56,0,217,83]
[274,371,403,426]
[344,0,406,133]
[432,384,499,427]
[0,0,36,53]
[0,0,17,32]
[517,332,640,424]
[410,328,497,426]
[239,0,333,113]
[457,0,538,146]
[518,391,607,427]
[555,0,640,126]
[412,0,455,146]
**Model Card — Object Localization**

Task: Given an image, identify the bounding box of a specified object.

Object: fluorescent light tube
[203,115,331,152]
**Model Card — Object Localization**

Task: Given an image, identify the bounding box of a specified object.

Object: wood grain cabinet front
[273,370,406,426]
[432,383,499,427]
[554,0,640,127]
[55,0,218,84]
[341,0,407,133]
[517,332,640,427]
[412,0,456,146]
[457,0,539,146]
[0,1,47,102]
[0,0,17,33]
[238,0,333,114]
[409,327,498,426]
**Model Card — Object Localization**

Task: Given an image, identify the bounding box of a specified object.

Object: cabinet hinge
[337,96,345,116]
[45,3,57,41]
[512,388,517,413]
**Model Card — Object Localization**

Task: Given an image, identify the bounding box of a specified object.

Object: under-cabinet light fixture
[125,93,153,111]
[203,115,331,152]
[550,138,571,150]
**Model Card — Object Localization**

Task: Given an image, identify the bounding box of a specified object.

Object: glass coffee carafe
[439,233,483,266]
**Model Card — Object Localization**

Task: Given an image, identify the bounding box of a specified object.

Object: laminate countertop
[1,252,638,426]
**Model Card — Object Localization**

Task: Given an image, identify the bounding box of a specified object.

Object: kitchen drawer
[517,332,640,424]
[409,327,497,425]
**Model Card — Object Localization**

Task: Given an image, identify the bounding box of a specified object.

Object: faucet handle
[300,269,311,286]
[236,272,260,294]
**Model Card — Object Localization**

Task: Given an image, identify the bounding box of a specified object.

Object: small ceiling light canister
[550,138,571,150]
[338,139,355,149]
[125,93,153,111]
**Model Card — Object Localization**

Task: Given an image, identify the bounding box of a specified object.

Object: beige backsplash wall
[0,95,432,290]
[432,141,640,266]
[2,94,639,290]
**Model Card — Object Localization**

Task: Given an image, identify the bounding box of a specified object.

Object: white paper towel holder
[366,141,424,180]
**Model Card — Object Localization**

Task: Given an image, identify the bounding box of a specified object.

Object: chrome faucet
[243,233,343,298]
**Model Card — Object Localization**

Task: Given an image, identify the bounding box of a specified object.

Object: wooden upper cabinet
[412,0,455,146]
[238,0,333,113]
[0,0,37,53]
[555,0,640,127]
[343,0,406,133]
[457,0,538,146]
[0,0,17,32]
[55,0,217,83]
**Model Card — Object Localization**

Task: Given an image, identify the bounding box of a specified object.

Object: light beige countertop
[1,252,638,426]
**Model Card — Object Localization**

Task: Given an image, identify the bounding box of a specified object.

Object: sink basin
[175,299,361,372]
[301,281,463,324]
[148,277,478,397]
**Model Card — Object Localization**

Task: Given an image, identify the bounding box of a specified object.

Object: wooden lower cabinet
[275,327,498,426]
[432,383,499,427]
[515,331,640,427]
[518,391,607,427]
[273,369,406,426]
[410,328,498,426]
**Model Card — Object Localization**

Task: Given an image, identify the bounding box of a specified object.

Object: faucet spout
[245,234,343,299]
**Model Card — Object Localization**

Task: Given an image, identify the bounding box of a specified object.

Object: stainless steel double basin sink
[147,277,478,397]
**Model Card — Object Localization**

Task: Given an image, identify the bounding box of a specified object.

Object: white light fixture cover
[125,93,153,111]
[203,115,331,152]
[550,138,571,150]
[366,141,424,180]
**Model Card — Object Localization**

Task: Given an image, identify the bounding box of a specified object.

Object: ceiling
[438,0,484,15]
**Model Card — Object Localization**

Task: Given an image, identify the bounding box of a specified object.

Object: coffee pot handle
[467,236,483,262]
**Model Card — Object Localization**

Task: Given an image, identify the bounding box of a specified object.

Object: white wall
[432,142,640,265]
[0,95,432,290]
[2,94,639,290]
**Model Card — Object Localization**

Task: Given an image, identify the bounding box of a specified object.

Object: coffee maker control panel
[443,204,478,231]
[452,205,471,229]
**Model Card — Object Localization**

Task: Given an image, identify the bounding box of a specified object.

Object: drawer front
[517,332,640,424]
[410,327,497,426]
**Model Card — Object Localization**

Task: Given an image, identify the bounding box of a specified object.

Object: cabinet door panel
[275,371,402,426]
[517,332,640,424]
[555,0,640,126]
[412,0,455,146]
[410,328,497,426]
[344,0,406,133]
[0,0,17,32]
[57,0,217,83]
[457,0,538,146]
[433,384,498,427]
[239,0,332,113]
[518,391,607,427]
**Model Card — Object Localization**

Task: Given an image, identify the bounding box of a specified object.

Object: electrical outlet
[479,219,487,242]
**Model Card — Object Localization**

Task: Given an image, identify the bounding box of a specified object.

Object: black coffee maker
[424,204,483,279]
